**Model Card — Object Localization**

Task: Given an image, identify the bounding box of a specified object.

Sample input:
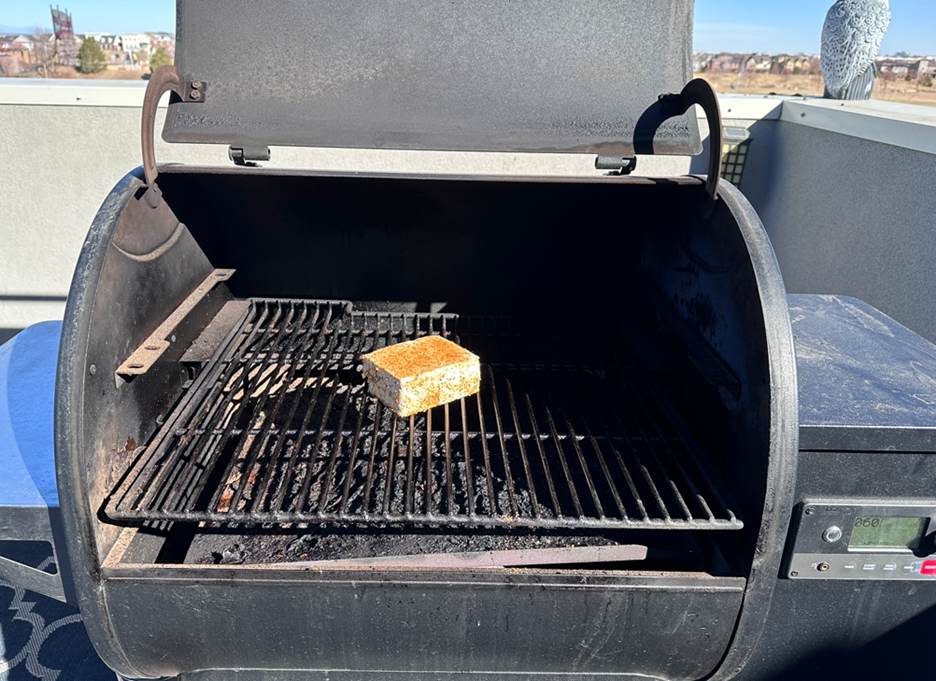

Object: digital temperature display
[848,516,927,551]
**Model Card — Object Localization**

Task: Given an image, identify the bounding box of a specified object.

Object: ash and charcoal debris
[188,527,622,566]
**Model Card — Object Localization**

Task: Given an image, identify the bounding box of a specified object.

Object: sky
[694,0,936,55]
[0,0,934,56]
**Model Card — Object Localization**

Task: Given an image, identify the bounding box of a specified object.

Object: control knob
[822,526,843,543]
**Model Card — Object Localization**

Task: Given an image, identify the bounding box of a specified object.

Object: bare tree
[31,27,57,77]
[877,68,896,98]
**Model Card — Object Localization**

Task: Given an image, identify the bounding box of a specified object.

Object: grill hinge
[228,145,271,167]
[595,156,637,175]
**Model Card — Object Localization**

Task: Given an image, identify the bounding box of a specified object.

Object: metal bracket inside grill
[105,299,743,531]
[116,268,234,379]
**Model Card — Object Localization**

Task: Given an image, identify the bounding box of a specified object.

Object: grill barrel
[54,169,798,680]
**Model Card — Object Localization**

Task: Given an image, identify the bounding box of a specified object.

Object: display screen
[848,516,927,550]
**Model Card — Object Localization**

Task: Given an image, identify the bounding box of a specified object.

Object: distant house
[878,58,936,82]
[744,55,773,73]
[11,35,34,52]
[147,32,175,55]
[86,32,119,50]
[693,52,714,74]
[877,58,915,79]
[120,33,151,53]
[706,53,743,74]
[767,55,813,75]
[0,36,13,53]
[912,59,936,81]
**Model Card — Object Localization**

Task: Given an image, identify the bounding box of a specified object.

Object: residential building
[85,32,119,50]
[120,33,151,53]
[147,32,175,55]
[706,53,744,74]
[11,35,34,52]
[743,54,773,73]
[913,59,936,81]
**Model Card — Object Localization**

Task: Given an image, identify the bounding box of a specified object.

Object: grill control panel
[785,502,936,580]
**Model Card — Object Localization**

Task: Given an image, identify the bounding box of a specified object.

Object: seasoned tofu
[361,335,480,417]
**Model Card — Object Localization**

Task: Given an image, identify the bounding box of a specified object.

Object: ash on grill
[185,527,660,566]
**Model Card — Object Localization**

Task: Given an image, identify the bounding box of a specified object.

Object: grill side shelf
[104,299,743,531]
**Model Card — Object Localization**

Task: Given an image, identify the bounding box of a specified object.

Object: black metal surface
[736,448,936,681]
[57,169,795,680]
[790,294,936,452]
[55,171,224,679]
[106,300,742,531]
[166,0,700,156]
[103,568,744,679]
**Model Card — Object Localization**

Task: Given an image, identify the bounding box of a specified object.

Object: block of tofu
[361,335,480,417]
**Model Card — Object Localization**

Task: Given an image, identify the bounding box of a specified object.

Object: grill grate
[105,300,742,530]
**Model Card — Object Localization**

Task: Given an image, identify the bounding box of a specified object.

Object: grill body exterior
[54,166,797,680]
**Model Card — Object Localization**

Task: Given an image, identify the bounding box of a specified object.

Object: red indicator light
[920,561,936,575]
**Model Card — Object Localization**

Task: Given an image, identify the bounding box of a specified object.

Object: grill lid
[164,0,701,156]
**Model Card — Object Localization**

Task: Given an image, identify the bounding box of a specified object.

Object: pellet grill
[4,1,936,680]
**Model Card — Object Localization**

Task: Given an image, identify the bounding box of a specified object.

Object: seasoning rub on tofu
[361,335,481,417]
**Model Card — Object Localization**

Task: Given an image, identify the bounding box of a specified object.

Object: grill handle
[660,78,723,212]
[141,65,205,205]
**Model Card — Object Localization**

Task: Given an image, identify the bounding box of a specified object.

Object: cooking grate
[105,300,742,530]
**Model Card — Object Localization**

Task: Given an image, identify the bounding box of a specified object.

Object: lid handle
[141,65,205,204]
[659,79,723,210]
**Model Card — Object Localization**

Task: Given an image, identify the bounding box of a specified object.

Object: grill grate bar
[265,306,347,513]
[488,367,519,517]
[337,386,367,516]
[361,402,384,514]
[508,378,544,517]
[423,410,431,515]
[225,303,317,514]
[267,309,344,514]
[121,302,277,515]
[475,391,496,517]
[544,402,585,518]
[245,304,327,513]
[168,302,286,514]
[105,300,743,531]
[292,325,346,514]
[202,302,300,514]
[581,413,629,521]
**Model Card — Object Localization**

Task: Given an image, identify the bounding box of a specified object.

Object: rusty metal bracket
[141,65,206,205]
[116,269,234,380]
[660,78,723,212]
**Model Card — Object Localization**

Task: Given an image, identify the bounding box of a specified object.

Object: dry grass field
[42,66,149,80]
[10,64,936,108]
[698,72,936,108]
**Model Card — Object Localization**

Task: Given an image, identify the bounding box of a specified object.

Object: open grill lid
[164,0,701,157]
